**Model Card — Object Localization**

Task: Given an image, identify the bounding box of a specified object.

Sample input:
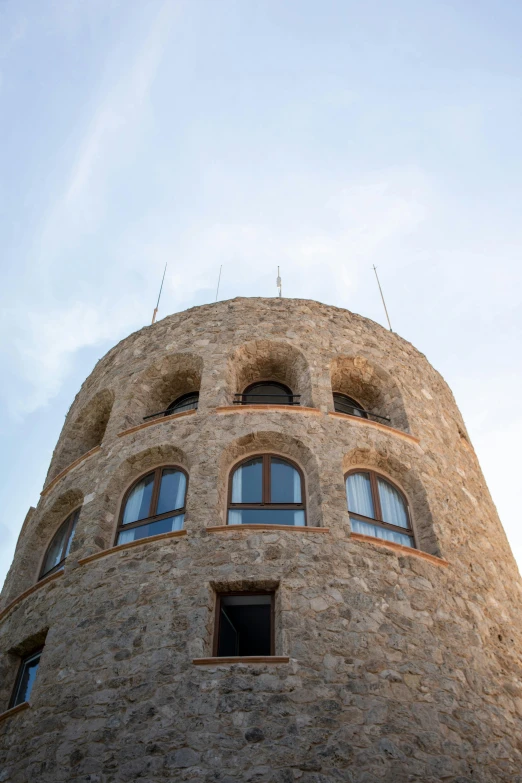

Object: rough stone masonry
[1,297,521,783]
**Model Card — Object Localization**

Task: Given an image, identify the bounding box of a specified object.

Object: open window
[228,455,305,526]
[9,648,43,709]
[214,592,274,657]
[39,508,80,580]
[116,466,187,544]
[345,469,415,548]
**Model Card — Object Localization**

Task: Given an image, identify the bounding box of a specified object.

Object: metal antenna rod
[373,265,393,332]
[215,265,222,302]
[276,266,282,298]
[151,262,167,325]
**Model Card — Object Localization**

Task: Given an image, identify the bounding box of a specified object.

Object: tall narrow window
[165,392,199,415]
[333,393,368,418]
[9,649,43,708]
[116,467,187,545]
[240,382,296,405]
[40,509,80,580]
[345,470,415,548]
[228,455,305,526]
[214,593,274,657]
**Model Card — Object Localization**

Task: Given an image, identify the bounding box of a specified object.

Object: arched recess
[342,447,440,556]
[217,431,323,528]
[98,443,191,549]
[48,390,115,480]
[226,340,313,407]
[125,353,203,425]
[330,355,410,431]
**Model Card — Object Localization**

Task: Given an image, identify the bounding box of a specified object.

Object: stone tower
[1,297,521,783]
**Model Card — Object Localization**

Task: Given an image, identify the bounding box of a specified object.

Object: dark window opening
[215,593,274,657]
[165,392,199,416]
[237,381,298,405]
[9,649,43,709]
[40,509,80,580]
[333,393,368,418]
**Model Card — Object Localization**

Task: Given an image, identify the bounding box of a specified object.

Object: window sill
[40,446,101,497]
[328,411,419,444]
[78,529,188,565]
[350,533,448,567]
[117,408,196,438]
[215,405,321,415]
[0,702,30,722]
[207,524,329,533]
[0,571,64,625]
[193,656,290,666]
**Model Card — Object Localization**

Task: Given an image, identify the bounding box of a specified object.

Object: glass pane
[166,393,199,414]
[231,458,262,503]
[350,517,413,548]
[64,511,78,558]
[377,478,409,529]
[227,508,303,526]
[41,518,70,576]
[122,473,155,524]
[157,470,186,514]
[333,394,367,418]
[13,652,41,706]
[271,459,302,503]
[346,473,374,518]
[244,383,292,404]
[117,514,184,545]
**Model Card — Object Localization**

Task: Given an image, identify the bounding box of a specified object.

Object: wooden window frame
[39,508,80,581]
[227,454,306,525]
[212,591,276,657]
[115,465,188,544]
[9,647,44,709]
[345,469,416,547]
[333,392,368,418]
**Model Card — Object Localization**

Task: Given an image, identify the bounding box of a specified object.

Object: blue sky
[1,0,522,587]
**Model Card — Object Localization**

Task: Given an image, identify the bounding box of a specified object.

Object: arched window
[40,509,80,580]
[116,467,187,545]
[333,393,368,418]
[345,470,414,548]
[228,455,305,526]
[241,382,295,405]
[165,392,199,416]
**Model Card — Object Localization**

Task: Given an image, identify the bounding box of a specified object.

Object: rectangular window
[214,593,274,657]
[9,649,43,708]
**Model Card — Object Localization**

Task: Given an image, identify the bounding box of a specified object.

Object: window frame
[115,465,188,545]
[241,380,295,405]
[333,392,368,419]
[39,508,80,581]
[213,591,275,657]
[344,468,416,547]
[165,391,199,416]
[9,648,44,709]
[227,454,307,525]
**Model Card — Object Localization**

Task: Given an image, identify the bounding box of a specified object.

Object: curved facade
[1,297,521,783]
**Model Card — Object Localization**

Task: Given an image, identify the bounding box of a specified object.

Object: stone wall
[1,297,521,783]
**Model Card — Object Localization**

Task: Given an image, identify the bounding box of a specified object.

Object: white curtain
[350,517,412,547]
[64,513,78,557]
[228,509,243,525]
[293,510,305,526]
[174,473,187,510]
[123,479,148,524]
[231,466,243,503]
[377,479,408,528]
[346,473,374,517]
[118,528,135,545]
[293,468,302,503]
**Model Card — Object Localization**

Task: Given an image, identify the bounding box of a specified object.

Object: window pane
[117,513,184,545]
[244,383,292,404]
[63,511,78,558]
[377,478,409,529]
[346,473,374,518]
[41,518,70,576]
[271,459,302,503]
[157,470,186,514]
[334,394,367,418]
[122,473,155,524]
[228,508,303,526]
[231,458,263,503]
[12,651,41,707]
[350,516,413,548]
[166,393,199,415]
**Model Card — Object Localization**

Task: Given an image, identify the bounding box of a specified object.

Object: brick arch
[48,389,115,481]
[123,353,203,426]
[342,446,440,556]
[98,443,191,549]
[330,355,410,431]
[225,339,314,407]
[216,430,323,528]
